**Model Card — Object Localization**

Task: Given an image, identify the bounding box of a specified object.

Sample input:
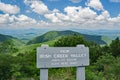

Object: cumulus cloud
[86,0,104,11]
[69,0,82,3]
[45,13,62,23]
[0,14,14,24]
[1,0,120,30]
[44,5,120,30]
[96,10,110,21]
[0,2,20,14]
[24,0,49,15]
[0,14,37,28]
[64,6,97,22]
[45,6,97,24]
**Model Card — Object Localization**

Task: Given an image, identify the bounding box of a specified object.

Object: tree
[89,43,103,63]
[54,34,87,47]
[95,54,120,80]
[110,37,120,57]
[0,54,14,79]
[0,40,18,54]
[54,34,103,63]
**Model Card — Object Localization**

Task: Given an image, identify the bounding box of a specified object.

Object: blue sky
[0,0,120,30]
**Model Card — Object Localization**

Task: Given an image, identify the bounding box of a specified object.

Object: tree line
[0,34,120,80]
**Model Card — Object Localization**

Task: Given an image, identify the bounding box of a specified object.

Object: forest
[0,34,120,80]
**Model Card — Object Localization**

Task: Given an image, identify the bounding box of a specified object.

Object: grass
[102,36,112,45]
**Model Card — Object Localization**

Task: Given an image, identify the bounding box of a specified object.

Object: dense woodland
[0,34,120,80]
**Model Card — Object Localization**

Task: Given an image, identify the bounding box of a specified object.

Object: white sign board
[37,45,89,68]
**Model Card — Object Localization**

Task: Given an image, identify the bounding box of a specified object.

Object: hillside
[27,30,106,45]
[0,34,15,42]
[0,34,25,47]
[102,36,112,45]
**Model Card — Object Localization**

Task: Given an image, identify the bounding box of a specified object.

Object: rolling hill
[27,30,106,45]
[0,34,15,42]
[0,34,25,47]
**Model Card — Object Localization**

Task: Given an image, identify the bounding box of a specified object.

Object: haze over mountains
[0,29,111,45]
[0,28,48,42]
[0,28,120,41]
[0,34,15,42]
[27,30,106,45]
[0,28,120,45]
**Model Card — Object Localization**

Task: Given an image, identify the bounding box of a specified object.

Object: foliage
[95,54,120,80]
[54,35,103,63]
[0,40,18,54]
[110,37,120,57]
[0,46,39,80]
[54,34,87,47]
[0,34,120,80]
[0,34,14,42]
[27,30,106,45]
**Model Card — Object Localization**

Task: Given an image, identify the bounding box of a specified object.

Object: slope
[0,34,25,47]
[27,30,106,45]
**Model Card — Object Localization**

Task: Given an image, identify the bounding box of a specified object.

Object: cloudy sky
[0,0,120,30]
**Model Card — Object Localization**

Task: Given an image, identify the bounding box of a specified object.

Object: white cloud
[43,5,120,30]
[108,14,120,23]
[70,0,82,3]
[0,14,37,28]
[0,14,16,24]
[24,0,49,15]
[30,1,49,15]
[45,6,97,23]
[86,0,104,11]
[0,2,20,14]
[45,13,62,23]
[64,6,97,21]
[96,10,110,20]
[1,0,120,30]
[15,15,36,22]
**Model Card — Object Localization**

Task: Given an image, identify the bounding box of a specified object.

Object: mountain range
[0,34,16,42]
[27,30,106,45]
[0,34,24,47]
[0,29,120,43]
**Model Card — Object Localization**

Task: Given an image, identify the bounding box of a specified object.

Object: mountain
[0,34,25,47]
[27,30,106,45]
[72,29,120,40]
[0,28,49,43]
[0,34,15,42]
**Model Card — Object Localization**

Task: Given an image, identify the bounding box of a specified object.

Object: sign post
[40,69,48,80]
[37,44,89,80]
[77,67,85,80]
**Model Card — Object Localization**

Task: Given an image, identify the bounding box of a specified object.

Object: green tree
[0,40,18,54]
[54,34,87,47]
[54,35,103,63]
[110,37,120,57]
[89,43,103,63]
[95,54,120,80]
[15,49,39,79]
[0,54,14,79]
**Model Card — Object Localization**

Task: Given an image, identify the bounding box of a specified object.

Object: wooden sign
[37,44,89,80]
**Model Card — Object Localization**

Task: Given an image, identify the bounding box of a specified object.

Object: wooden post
[40,68,48,80]
[76,67,85,80]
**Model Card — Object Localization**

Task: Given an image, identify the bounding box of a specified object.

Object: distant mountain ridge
[0,33,25,47]
[27,30,106,44]
[0,34,16,42]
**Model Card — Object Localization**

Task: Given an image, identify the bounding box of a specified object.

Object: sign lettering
[37,45,89,68]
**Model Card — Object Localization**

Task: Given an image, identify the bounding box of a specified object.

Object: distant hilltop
[27,30,106,45]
